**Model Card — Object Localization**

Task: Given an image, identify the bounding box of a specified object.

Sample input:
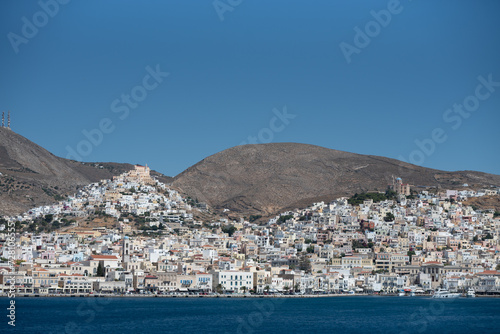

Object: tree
[385,188,397,200]
[407,250,416,262]
[44,214,53,224]
[51,221,61,231]
[265,285,271,293]
[215,284,223,294]
[277,215,294,223]
[294,283,301,292]
[496,264,500,271]
[348,192,389,206]
[96,262,105,277]
[240,286,247,294]
[384,212,395,222]
[249,215,262,223]
[222,224,237,237]
[299,255,311,273]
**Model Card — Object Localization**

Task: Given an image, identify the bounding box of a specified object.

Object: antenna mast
[7,111,10,129]
[1,111,4,127]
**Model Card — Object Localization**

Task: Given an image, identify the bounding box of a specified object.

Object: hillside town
[1,165,499,297]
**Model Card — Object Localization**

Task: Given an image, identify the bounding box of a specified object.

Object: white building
[213,271,253,292]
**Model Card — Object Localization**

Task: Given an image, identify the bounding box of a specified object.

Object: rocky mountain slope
[2,128,498,217]
[0,128,170,216]
[172,143,500,215]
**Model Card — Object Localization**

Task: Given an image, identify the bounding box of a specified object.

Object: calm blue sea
[2,296,499,334]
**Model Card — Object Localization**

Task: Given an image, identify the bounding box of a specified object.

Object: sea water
[2,296,499,334]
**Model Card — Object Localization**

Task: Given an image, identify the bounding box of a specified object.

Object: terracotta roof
[476,270,500,276]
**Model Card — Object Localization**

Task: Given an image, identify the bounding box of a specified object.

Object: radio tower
[7,111,11,129]
[1,112,4,127]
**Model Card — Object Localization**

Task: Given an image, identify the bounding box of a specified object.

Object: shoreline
[2,293,498,298]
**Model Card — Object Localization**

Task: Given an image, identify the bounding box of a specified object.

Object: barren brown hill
[0,128,171,216]
[464,195,500,213]
[172,143,500,216]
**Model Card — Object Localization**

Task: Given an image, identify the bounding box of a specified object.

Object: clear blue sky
[1,0,499,177]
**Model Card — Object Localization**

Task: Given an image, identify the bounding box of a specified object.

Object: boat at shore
[398,288,416,297]
[432,288,461,298]
[466,289,476,298]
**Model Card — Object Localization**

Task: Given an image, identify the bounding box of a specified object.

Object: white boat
[466,289,475,298]
[399,288,415,296]
[431,288,461,298]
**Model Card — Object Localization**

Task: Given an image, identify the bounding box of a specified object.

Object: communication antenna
[1,111,4,127]
[7,110,10,129]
